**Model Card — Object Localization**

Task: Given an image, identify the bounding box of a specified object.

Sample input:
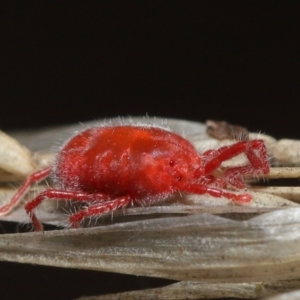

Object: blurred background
[0,2,299,299]
[1,2,299,139]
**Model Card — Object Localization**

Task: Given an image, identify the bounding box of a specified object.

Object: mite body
[0,125,270,231]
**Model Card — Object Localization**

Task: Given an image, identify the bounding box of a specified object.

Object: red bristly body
[0,125,270,231]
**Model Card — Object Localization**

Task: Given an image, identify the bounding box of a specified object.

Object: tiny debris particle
[206,120,249,141]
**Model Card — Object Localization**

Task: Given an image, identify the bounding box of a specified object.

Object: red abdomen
[54,126,199,198]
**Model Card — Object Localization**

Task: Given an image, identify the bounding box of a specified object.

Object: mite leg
[0,166,52,216]
[203,140,269,188]
[69,196,132,228]
[25,189,110,231]
[186,183,251,203]
[197,174,229,189]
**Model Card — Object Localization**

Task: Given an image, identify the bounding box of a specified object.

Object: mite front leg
[186,183,252,203]
[203,140,269,188]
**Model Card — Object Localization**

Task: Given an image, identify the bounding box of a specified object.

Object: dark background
[1,1,299,139]
[0,1,299,299]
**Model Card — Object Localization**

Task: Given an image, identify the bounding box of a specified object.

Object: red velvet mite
[0,125,270,231]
